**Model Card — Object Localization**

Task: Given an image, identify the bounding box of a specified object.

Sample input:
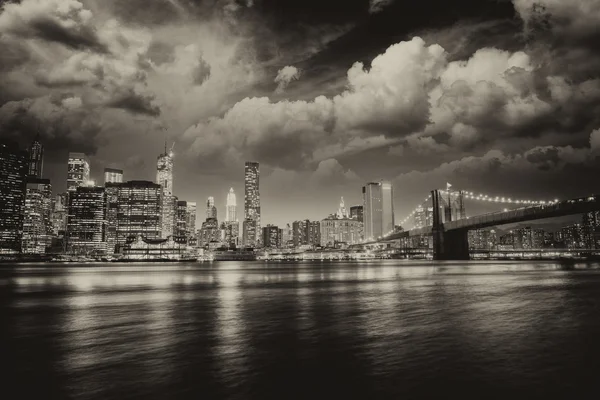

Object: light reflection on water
[2,260,600,399]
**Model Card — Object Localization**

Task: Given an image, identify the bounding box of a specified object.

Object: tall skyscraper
[243,162,260,246]
[104,168,123,185]
[115,181,162,250]
[156,145,175,238]
[206,196,217,220]
[363,181,395,240]
[0,141,28,254]
[105,183,120,255]
[226,188,237,222]
[22,178,52,254]
[187,202,197,239]
[66,186,107,255]
[67,152,90,192]
[28,135,44,178]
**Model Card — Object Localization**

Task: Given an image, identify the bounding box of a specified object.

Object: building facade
[22,178,52,254]
[0,141,28,254]
[262,225,282,249]
[244,162,260,246]
[221,221,240,248]
[104,168,123,185]
[67,152,90,192]
[199,218,220,247]
[28,136,44,178]
[350,205,363,222]
[320,216,363,247]
[363,181,394,240]
[206,196,217,220]
[156,147,175,238]
[226,187,237,222]
[66,186,107,255]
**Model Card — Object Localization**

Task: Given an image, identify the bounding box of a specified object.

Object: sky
[1,0,600,228]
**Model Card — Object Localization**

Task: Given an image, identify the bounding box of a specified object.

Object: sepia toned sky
[1,0,600,227]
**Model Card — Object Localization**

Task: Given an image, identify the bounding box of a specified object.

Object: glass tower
[363,181,395,240]
[243,162,260,247]
[156,146,175,238]
[0,141,28,254]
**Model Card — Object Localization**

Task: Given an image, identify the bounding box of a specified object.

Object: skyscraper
[363,181,395,240]
[187,202,197,239]
[350,205,363,222]
[243,162,260,247]
[176,200,196,243]
[67,152,90,192]
[206,196,217,220]
[156,145,175,238]
[262,225,282,249]
[0,141,28,254]
[22,178,52,254]
[115,181,162,250]
[66,186,107,255]
[336,197,348,218]
[28,136,44,178]
[51,193,68,236]
[104,168,123,184]
[226,188,237,222]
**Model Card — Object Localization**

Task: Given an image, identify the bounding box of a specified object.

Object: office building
[350,205,363,222]
[157,145,175,238]
[244,162,260,246]
[0,141,28,254]
[262,225,282,249]
[51,193,69,236]
[21,178,52,254]
[206,196,217,220]
[175,200,196,243]
[226,188,237,222]
[320,216,363,247]
[199,218,220,247]
[104,168,123,185]
[67,152,90,192]
[114,181,162,251]
[221,221,240,247]
[292,220,321,248]
[363,181,395,240]
[105,183,120,254]
[66,186,107,255]
[28,136,44,178]
[187,202,197,241]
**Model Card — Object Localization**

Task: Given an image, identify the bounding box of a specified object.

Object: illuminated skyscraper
[66,186,107,255]
[243,162,260,247]
[363,181,395,240]
[104,168,123,184]
[0,141,28,254]
[115,181,162,250]
[67,152,90,192]
[28,135,44,178]
[206,196,217,220]
[22,178,52,254]
[187,202,197,239]
[156,145,175,238]
[226,188,237,222]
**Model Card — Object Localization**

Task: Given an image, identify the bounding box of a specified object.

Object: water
[2,260,600,399]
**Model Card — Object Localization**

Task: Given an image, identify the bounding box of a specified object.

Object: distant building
[363,181,394,240]
[104,168,123,185]
[28,136,44,179]
[22,178,52,254]
[336,197,348,219]
[582,211,600,249]
[67,152,90,192]
[281,223,293,248]
[468,229,498,251]
[0,141,28,254]
[292,220,321,248]
[226,188,237,222]
[513,226,545,249]
[66,186,107,255]
[320,216,363,247]
[187,202,197,244]
[206,196,217,220]
[221,221,240,247]
[156,145,175,238]
[350,205,363,222]
[199,218,220,247]
[244,162,260,246]
[51,193,68,237]
[262,225,282,249]
[562,224,585,249]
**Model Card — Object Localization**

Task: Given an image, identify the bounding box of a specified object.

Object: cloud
[274,66,301,93]
[192,56,211,85]
[369,0,395,14]
[0,0,106,52]
[104,88,160,116]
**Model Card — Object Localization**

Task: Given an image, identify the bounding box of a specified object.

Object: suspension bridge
[370,186,600,260]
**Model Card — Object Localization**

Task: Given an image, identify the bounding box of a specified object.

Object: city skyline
[2,0,600,229]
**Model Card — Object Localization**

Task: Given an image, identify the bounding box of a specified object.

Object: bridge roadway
[384,194,600,241]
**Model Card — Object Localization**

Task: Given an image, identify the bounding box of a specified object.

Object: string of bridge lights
[397,189,560,229]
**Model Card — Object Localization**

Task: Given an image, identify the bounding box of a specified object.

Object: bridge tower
[431,189,470,260]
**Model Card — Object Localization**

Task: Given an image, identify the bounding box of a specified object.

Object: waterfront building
[292,219,321,248]
[206,196,217,220]
[66,186,107,255]
[562,224,585,249]
[0,141,28,254]
[28,136,44,178]
[22,178,52,254]
[350,205,363,222]
[244,162,260,246]
[120,235,195,261]
[221,221,239,247]
[67,152,90,192]
[582,211,600,249]
[104,168,123,185]
[114,181,162,252]
[320,216,363,247]
[281,223,293,248]
[156,145,175,238]
[226,188,237,222]
[468,229,498,251]
[105,183,119,254]
[262,225,282,249]
[363,181,394,240]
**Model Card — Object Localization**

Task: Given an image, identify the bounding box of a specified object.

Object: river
[2,260,600,399]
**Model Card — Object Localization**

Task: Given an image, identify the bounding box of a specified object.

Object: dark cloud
[105,88,161,116]
[192,56,211,85]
